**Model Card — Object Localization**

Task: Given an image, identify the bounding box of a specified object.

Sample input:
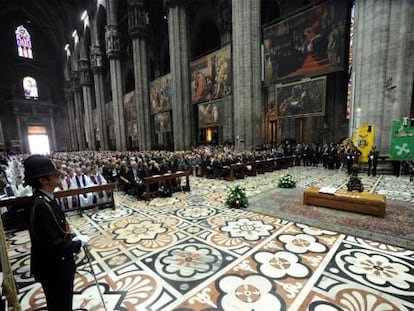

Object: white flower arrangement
[225,184,248,208]
[278,172,297,188]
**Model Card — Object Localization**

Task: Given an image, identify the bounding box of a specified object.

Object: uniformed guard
[24,154,89,311]
[368,146,379,176]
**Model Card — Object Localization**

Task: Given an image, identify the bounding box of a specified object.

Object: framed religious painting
[154,112,172,133]
[263,0,348,84]
[198,102,220,126]
[276,76,326,119]
[190,45,232,104]
[149,74,172,114]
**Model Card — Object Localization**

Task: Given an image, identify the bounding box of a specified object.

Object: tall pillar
[64,81,77,150]
[0,120,5,148]
[167,0,193,150]
[13,107,23,153]
[352,0,414,154]
[217,0,232,46]
[72,71,86,150]
[217,0,234,143]
[105,24,127,151]
[48,108,57,152]
[79,58,96,150]
[232,0,262,151]
[90,45,108,150]
[128,0,153,151]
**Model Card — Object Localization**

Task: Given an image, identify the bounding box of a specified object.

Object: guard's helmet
[24,155,59,183]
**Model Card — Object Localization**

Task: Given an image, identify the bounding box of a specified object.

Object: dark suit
[127,168,145,198]
[368,150,379,176]
[29,190,81,311]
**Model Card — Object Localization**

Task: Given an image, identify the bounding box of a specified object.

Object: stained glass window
[23,76,38,99]
[15,25,33,59]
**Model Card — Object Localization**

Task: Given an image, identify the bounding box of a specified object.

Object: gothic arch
[80,25,91,59]
[96,3,107,48]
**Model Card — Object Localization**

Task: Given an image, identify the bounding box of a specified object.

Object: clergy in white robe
[71,167,94,208]
[89,166,112,205]
[55,169,76,210]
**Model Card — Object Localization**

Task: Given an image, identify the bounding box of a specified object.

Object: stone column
[217,0,232,46]
[105,24,127,151]
[232,0,262,151]
[64,81,77,150]
[167,0,193,150]
[48,108,57,152]
[13,107,23,153]
[0,120,5,147]
[352,0,414,154]
[128,0,153,151]
[217,0,233,143]
[79,58,96,150]
[90,45,108,150]
[72,71,86,150]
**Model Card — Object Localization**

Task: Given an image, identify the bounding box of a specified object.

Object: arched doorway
[27,125,50,154]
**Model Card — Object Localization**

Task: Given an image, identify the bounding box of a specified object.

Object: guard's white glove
[72,234,90,246]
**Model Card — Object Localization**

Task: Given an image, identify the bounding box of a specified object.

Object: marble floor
[6,167,414,310]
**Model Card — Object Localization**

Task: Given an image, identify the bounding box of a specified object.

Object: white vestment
[89,174,111,204]
[71,174,94,208]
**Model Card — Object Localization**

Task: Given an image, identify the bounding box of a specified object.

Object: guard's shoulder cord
[30,195,71,244]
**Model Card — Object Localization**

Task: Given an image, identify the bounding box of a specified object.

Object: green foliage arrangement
[225,184,248,208]
[278,172,297,188]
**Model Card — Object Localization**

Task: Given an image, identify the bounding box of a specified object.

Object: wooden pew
[143,171,191,200]
[245,161,257,176]
[1,183,116,228]
[226,163,247,181]
[0,196,32,230]
[264,158,277,172]
[54,183,116,216]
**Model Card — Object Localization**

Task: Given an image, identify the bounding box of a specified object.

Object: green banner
[390,118,414,160]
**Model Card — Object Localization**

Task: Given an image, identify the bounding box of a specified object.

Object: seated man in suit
[127,161,145,199]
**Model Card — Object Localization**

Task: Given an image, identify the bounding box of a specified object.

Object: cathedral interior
[0,0,412,154]
[0,0,413,310]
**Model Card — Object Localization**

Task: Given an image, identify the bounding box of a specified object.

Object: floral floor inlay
[5,167,414,310]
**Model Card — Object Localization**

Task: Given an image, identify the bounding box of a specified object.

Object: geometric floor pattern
[6,167,414,310]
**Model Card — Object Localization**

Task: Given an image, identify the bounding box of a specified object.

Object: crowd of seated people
[0,142,349,205]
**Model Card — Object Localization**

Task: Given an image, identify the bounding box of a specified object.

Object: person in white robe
[55,167,76,210]
[89,166,112,205]
[71,167,94,208]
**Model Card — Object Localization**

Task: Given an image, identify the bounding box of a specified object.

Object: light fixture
[81,10,88,21]
[72,30,77,38]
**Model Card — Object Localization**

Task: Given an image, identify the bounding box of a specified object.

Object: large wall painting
[154,112,171,133]
[276,76,326,119]
[149,73,172,114]
[263,0,348,84]
[198,102,220,126]
[124,91,138,137]
[190,45,232,104]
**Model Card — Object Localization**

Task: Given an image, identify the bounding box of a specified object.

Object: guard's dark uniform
[29,190,81,311]
[24,154,83,311]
